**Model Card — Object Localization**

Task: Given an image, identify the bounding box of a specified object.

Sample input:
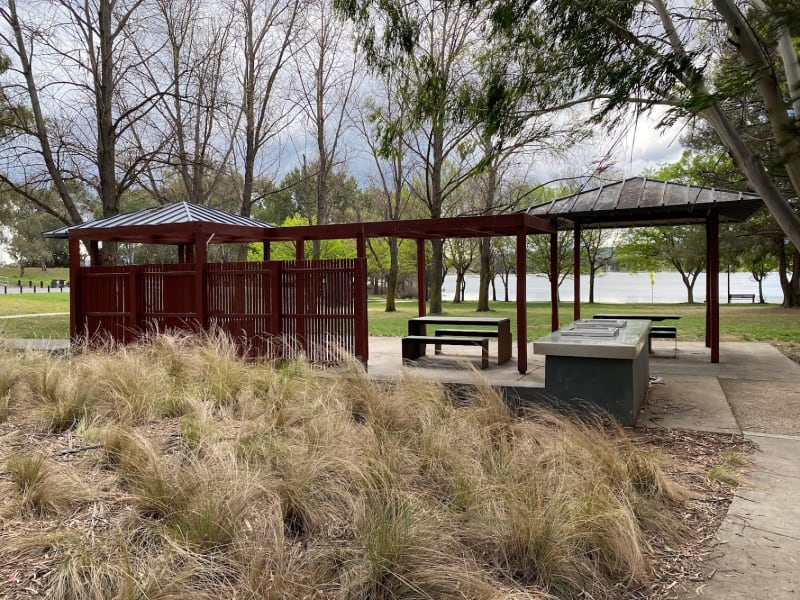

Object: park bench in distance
[728,293,756,303]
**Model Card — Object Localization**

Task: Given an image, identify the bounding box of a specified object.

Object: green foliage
[645,150,743,189]
[0,191,69,270]
[248,214,357,261]
[527,230,573,284]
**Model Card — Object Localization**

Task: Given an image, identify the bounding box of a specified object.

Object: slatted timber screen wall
[80,265,134,343]
[76,258,367,364]
[279,259,366,364]
[139,264,198,333]
[207,261,271,357]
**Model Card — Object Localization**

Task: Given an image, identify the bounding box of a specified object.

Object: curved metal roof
[525,177,764,228]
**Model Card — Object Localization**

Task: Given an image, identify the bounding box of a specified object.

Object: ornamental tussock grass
[4,451,86,515]
[0,332,692,599]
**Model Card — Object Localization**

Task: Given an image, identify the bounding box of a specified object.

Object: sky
[616,110,686,177]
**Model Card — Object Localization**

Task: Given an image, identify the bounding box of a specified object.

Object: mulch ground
[629,428,754,598]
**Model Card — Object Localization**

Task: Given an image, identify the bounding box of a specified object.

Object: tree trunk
[678,270,696,303]
[707,0,800,251]
[778,244,800,307]
[453,272,464,303]
[502,271,511,302]
[588,267,596,304]
[7,0,82,225]
[477,238,492,311]
[385,238,399,312]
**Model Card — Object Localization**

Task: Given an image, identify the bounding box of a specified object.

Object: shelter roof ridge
[42,201,272,240]
[636,177,647,209]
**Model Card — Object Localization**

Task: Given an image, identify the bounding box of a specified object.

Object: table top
[408,315,510,325]
[534,319,650,359]
[594,313,682,321]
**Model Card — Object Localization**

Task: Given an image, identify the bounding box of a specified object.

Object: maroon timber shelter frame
[264,213,558,373]
[47,204,557,373]
[48,178,764,369]
[526,177,764,363]
[49,204,370,363]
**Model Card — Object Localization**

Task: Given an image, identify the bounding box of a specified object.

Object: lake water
[442,271,784,304]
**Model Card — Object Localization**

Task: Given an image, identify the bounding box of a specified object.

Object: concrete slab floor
[639,375,741,435]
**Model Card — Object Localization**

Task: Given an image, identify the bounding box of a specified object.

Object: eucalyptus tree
[1,0,163,254]
[527,229,573,301]
[347,0,487,313]
[355,71,413,311]
[484,0,800,251]
[618,226,707,303]
[581,228,618,304]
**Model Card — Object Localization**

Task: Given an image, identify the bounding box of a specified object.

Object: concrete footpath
[6,336,800,598]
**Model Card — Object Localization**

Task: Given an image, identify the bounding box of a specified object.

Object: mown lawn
[2,294,798,348]
[0,266,70,286]
[368,298,800,344]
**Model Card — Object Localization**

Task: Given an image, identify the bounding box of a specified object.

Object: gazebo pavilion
[46,177,763,369]
[526,177,764,363]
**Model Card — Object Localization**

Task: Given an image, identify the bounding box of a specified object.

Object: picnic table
[593,313,681,322]
[403,315,512,366]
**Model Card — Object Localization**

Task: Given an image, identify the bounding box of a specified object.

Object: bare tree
[131,0,239,207]
[292,0,360,258]
[396,0,483,313]
[232,0,301,218]
[1,0,163,257]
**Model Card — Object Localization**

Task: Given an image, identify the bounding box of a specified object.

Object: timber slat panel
[76,258,365,364]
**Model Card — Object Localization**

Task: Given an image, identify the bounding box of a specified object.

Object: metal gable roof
[42,202,272,240]
[525,177,764,228]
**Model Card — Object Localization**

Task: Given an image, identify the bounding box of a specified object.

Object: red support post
[550,231,559,332]
[416,239,426,317]
[263,241,270,261]
[707,212,720,363]
[295,240,306,350]
[573,223,581,320]
[195,234,208,331]
[127,266,139,343]
[68,237,81,342]
[516,231,528,374]
[355,234,369,366]
[269,261,281,337]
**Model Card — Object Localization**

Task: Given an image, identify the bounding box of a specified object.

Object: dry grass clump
[0,333,694,599]
[4,451,86,515]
